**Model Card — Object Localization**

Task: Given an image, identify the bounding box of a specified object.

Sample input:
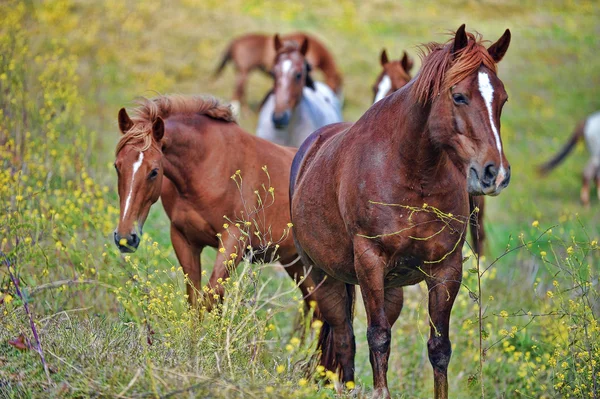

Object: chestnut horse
[256,36,342,147]
[539,111,600,206]
[372,49,414,103]
[372,49,487,255]
[291,25,511,398]
[214,32,343,112]
[113,95,315,310]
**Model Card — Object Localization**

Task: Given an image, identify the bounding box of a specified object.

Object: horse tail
[214,44,232,78]
[538,120,586,175]
[317,283,355,374]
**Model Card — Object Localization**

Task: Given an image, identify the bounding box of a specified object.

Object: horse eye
[295,72,302,81]
[148,168,159,179]
[114,163,119,173]
[452,93,469,105]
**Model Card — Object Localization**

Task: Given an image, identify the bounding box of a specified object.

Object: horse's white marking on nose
[282,60,293,74]
[374,75,391,104]
[122,151,144,221]
[478,71,505,184]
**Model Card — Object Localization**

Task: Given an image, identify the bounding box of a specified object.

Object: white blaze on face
[122,151,144,221]
[374,75,391,104]
[281,59,293,74]
[478,71,506,185]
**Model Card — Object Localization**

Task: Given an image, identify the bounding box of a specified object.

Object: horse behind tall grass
[214,32,343,113]
[291,25,511,398]
[256,35,342,148]
[112,94,316,311]
[539,111,600,206]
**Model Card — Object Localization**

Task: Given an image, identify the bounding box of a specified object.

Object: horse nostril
[130,233,140,247]
[272,111,290,128]
[482,163,498,187]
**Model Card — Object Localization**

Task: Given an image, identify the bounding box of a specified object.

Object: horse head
[372,49,413,103]
[113,108,164,252]
[415,24,512,196]
[270,34,313,129]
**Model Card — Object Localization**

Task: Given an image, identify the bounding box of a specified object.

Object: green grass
[1,0,600,397]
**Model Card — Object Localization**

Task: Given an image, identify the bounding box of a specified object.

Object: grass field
[1,0,600,397]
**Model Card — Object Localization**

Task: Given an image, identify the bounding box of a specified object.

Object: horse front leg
[170,225,203,308]
[205,233,242,311]
[425,256,462,399]
[354,238,392,399]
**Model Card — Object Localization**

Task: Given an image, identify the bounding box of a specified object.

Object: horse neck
[375,88,462,193]
[160,117,217,195]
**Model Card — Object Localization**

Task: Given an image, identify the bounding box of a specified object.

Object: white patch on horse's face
[282,60,293,75]
[374,75,391,104]
[122,151,144,221]
[478,71,506,184]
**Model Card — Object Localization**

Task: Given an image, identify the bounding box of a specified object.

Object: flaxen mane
[412,31,497,104]
[116,95,235,154]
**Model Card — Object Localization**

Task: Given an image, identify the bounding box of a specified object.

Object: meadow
[1,0,600,397]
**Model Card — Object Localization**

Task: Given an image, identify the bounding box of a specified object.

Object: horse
[372,48,487,255]
[372,49,414,103]
[290,25,511,398]
[539,111,600,206]
[112,94,316,311]
[256,35,342,148]
[214,32,343,113]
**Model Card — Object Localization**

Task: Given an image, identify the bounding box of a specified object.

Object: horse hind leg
[313,273,356,389]
[581,160,596,207]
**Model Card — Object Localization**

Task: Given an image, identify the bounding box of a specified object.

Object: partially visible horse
[256,35,342,148]
[372,48,487,256]
[214,32,343,113]
[112,95,315,311]
[291,25,511,398]
[372,49,414,103]
[539,111,600,206]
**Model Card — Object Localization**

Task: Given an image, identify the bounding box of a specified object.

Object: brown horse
[113,94,315,310]
[372,49,414,103]
[214,32,343,111]
[290,25,511,398]
[372,49,487,255]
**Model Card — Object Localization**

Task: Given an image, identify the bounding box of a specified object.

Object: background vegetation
[1,0,600,397]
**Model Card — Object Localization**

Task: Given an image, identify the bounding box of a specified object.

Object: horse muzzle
[114,230,141,253]
[467,162,511,196]
[272,110,291,129]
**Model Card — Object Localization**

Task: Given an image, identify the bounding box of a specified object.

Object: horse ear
[487,29,511,63]
[118,108,133,134]
[453,24,468,58]
[274,34,282,52]
[300,37,309,56]
[152,117,164,142]
[401,51,413,73]
[380,49,389,66]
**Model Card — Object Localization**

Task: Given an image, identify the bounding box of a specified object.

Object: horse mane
[116,94,235,154]
[412,31,497,104]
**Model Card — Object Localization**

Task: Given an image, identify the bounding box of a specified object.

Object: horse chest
[168,201,218,247]
[379,218,465,287]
